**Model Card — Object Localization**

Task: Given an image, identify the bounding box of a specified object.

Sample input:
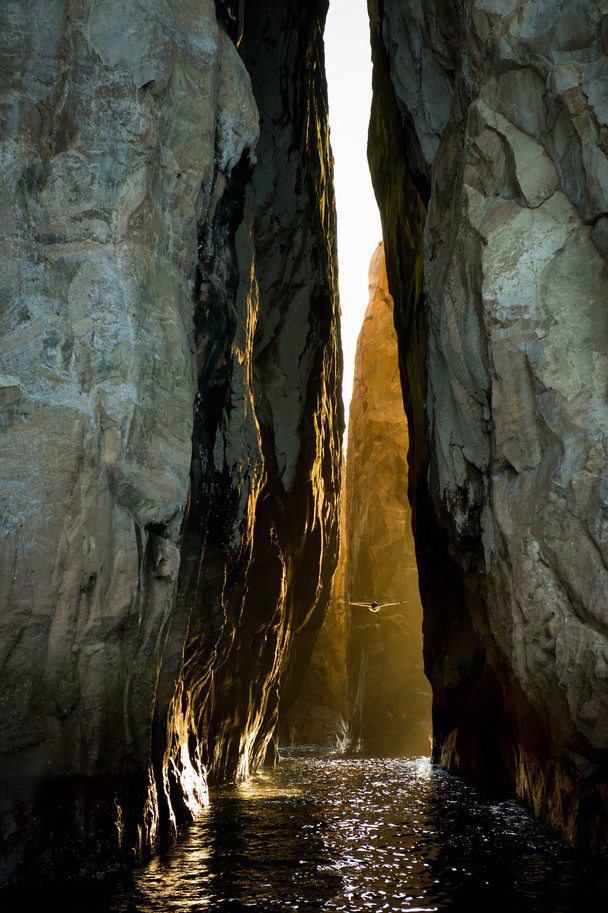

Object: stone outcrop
[368,0,608,847]
[0,0,341,883]
[346,243,431,757]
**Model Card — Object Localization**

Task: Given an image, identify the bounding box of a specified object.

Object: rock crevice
[345,243,431,758]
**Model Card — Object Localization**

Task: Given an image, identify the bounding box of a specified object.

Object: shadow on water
[4,749,608,912]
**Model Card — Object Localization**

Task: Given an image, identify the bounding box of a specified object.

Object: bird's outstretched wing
[349,601,372,607]
[378,600,408,608]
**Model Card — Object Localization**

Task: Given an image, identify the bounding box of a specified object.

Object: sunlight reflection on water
[4,750,608,912]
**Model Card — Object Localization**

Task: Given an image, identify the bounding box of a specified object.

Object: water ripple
[4,749,608,912]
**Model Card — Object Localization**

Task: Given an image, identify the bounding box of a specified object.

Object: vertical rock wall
[368,0,608,847]
[170,0,342,789]
[346,243,431,757]
[0,0,341,883]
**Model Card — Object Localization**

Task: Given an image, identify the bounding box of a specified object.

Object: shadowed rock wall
[368,0,608,847]
[172,0,343,788]
[0,0,341,883]
[346,243,431,757]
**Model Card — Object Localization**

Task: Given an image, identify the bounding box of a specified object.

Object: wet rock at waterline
[345,244,431,757]
[369,0,608,847]
[0,0,341,883]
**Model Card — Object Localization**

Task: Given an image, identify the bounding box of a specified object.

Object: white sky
[324,0,382,433]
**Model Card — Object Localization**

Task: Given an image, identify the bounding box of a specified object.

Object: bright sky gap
[324,0,383,435]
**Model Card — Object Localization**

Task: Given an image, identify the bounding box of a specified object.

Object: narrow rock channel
[1,0,607,897]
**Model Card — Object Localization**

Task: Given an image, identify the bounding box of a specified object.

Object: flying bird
[347,599,408,613]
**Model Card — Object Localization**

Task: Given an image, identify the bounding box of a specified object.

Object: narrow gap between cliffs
[277,0,432,759]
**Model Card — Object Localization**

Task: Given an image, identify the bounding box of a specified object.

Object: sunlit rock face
[345,244,431,757]
[177,0,342,788]
[368,0,608,846]
[0,0,340,883]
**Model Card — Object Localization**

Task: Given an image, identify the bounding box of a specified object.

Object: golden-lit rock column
[346,243,431,756]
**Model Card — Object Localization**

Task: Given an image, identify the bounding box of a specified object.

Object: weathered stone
[168,0,342,792]
[369,0,608,848]
[345,244,431,757]
[0,0,341,883]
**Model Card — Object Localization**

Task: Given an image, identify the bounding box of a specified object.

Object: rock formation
[346,243,431,757]
[0,0,341,883]
[368,0,608,847]
[2,0,607,883]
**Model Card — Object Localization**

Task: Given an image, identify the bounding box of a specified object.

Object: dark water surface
[4,749,608,912]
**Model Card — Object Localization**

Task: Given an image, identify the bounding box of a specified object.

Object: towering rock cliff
[368,0,608,847]
[0,0,341,883]
[175,0,342,786]
[346,243,431,757]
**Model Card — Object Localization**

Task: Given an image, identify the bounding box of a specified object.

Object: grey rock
[369,0,608,847]
[0,0,258,880]
[0,0,341,883]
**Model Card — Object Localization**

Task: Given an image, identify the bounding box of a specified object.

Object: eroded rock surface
[175,0,342,789]
[346,244,431,757]
[0,0,341,882]
[369,0,608,846]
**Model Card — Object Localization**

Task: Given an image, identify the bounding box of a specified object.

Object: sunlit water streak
[5,749,608,912]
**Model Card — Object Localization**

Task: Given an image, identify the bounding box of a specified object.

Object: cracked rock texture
[369,0,608,846]
[346,244,431,757]
[178,0,342,790]
[0,0,340,883]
